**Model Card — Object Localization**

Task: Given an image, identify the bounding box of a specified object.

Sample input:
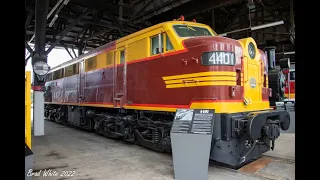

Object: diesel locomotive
[44,19,290,168]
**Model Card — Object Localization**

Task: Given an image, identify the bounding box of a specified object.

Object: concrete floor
[30,120,295,180]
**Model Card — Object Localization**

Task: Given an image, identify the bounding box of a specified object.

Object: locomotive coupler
[246,110,290,141]
[262,120,280,150]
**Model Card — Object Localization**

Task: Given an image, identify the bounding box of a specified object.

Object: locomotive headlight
[33,61,50,76]
[248,42,256,59]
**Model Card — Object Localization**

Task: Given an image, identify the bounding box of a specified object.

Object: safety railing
[25,71,31,149]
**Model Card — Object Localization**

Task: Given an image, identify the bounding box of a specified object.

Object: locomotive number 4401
[202,51,235,66]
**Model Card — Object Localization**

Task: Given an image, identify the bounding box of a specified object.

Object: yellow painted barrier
[25,71,31,149]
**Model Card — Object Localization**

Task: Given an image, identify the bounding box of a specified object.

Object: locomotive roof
[48,21,216,73]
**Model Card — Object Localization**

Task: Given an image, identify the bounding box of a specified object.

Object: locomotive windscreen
[173,25,215,37]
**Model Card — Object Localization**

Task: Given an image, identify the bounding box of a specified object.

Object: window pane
[64,65,73,77]
[173,25,213,37]
[166,34,173,51]
[60,69,64,78]
[151,34,163,55]
[120,50,125,63]
[73,63,78,74]
[151,36,159,55]
[87,57,97,71]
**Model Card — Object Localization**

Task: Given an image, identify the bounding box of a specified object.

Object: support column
[289,0,295,44]
[119,0,123,25]
[211,9,215,30]
[33,91,45,136]
[32,0,49,136]
[78,45,83,56]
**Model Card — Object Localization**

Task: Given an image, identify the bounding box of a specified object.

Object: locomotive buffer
[171,109,215,180]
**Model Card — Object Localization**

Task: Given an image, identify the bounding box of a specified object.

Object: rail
[25,71,32,148]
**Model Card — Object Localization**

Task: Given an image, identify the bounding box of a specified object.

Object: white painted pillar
[33,91,44,136]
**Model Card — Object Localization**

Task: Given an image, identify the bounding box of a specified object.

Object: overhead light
[218,21,284,37]
[63,0,70,5]
[251,21,284,31]
[49,15,59,27]
[284,51,295,55]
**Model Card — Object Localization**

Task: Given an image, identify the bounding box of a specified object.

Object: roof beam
[64,46,74,59]
[46,7,94,55]
[104,11,125,37]
[25,11,34,29]
[183,0,242,19]
[131,0,153,18]
[48,0,69,27]
[25,54,32,66]
[71,47,78,58]
[131,0,192,24]
[25,41,34,54]
[47,0,64,19]
[77,11,102,43]
[84,29,113,41]
[58,13,137,33]
[254,0,284,21]
[224,2,248,31]
[47,39,80,47]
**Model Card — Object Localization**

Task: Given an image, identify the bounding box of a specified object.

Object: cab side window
[120,49,125,63]
[150,34,163,55]
[166,34,174,51]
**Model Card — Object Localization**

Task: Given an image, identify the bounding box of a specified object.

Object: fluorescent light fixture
[218,21,284,37]
[49,15,59,27]
[284,51,295,55]
[251,21,284,31]
[47,0,64,19]
[63,0,70,5]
